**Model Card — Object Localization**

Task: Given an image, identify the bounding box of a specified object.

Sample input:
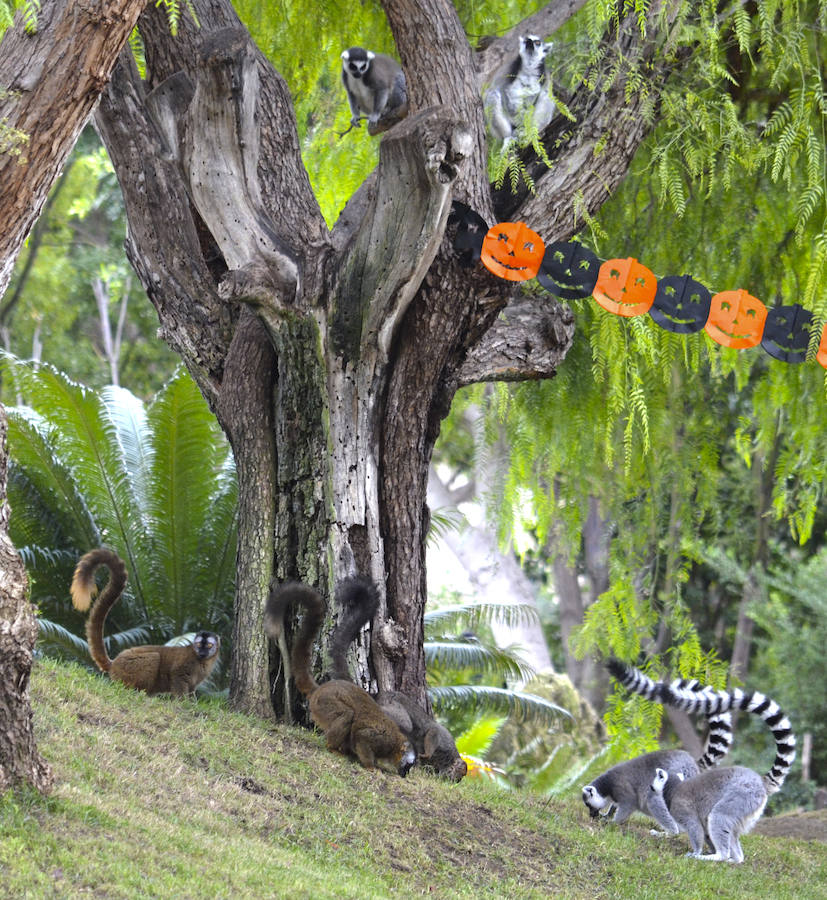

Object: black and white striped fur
[581,710,732,827]
[609,659,796,862]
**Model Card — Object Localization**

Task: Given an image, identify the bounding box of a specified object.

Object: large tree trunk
[91,0,681,718]
[0,405,53,793]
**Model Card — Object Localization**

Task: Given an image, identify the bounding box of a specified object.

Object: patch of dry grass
[1,659,825,899]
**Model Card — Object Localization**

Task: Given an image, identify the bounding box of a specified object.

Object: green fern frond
[425,640,536,684]
[429,685,572,726]
[128,27,147,79]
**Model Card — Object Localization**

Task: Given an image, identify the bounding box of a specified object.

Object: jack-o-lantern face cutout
[650,275,711,334]
[705,289,767,349]
[537,241,600,299]
[481,222,545,282]
[593,258,656,317]
[761,304,813,364]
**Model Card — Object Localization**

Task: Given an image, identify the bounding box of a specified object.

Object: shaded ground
[755,808,827,843]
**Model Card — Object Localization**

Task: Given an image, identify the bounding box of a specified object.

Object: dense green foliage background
[3,0,827,794]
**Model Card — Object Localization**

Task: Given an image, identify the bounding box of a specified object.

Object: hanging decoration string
[449,202,825,368]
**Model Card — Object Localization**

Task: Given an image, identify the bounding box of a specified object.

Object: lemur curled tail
[581,661,733,825]
[606,659,734,769]
[332,576,467,782]
[264,580,415,776]
[70,548,219,696]
[609,659,796,862]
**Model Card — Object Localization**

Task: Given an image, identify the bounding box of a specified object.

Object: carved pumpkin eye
[761,304,813,363]
[593,257,656,317]
[480,222,545,281]
[705,289,767,349]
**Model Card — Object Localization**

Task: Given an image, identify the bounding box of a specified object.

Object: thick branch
[147,28,300,307]
[382,0,491,211]
[457,292,575,386]
[0,0,147,297]
[332,108,472,363]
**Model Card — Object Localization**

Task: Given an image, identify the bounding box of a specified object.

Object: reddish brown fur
[264,581,415,775]
[70,548,219,697]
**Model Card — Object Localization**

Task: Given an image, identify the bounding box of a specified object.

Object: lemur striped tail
[608,658,795,793]
[663,678,796,794]
[607,658,733,769]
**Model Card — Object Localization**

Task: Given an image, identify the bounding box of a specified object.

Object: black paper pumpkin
[537,241,600,299]
[650,275,712,334]
[761,303,813,364]
[449,201,489,267]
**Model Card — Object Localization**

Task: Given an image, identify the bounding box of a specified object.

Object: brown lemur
[70,548,220,697]
[331,575,467,782]
[264,580,416,776]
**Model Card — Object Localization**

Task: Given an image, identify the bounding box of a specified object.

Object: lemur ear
[367,50,375,61]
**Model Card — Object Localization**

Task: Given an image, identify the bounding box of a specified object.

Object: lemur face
[582,784,611,818]
[342,48,374,79]
[519,34,551,66]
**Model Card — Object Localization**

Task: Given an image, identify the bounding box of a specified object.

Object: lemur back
[609,659,795,862]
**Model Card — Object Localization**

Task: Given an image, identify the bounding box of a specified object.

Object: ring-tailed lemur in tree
[581,665,732,828]
[484,35,555,148]
[341,47,408,132]
[610,659,796,862]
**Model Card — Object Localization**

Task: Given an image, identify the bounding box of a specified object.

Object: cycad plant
[424,600,572,781]
[3,355,237,685]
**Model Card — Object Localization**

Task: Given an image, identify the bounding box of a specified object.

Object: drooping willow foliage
[460,3,827,702]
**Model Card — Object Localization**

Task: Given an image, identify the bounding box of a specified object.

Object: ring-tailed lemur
[610,659,796,862]
[341,47,408,131]
[581,705,733,827]
[483,35,555,148]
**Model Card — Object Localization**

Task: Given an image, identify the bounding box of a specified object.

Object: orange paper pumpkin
[480,222,545,281]
[705,289,768,349]
[593,258,657,317]
[817,322,827,370]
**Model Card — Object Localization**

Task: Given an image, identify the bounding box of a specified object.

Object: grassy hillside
[1,660,825,900]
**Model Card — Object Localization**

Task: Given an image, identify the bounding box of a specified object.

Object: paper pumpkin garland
[452,201,827,369]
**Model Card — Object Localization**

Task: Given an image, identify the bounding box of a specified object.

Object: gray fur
[582,749,702,826]
[483,35,555,147]
[341,47,408,128]
[650,766,767,862]
[610,660,796,862]
[375,690,467,782]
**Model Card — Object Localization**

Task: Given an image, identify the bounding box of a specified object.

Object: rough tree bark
[0,405,53,793]
[0,0,148,795]
[85,0,682,718]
